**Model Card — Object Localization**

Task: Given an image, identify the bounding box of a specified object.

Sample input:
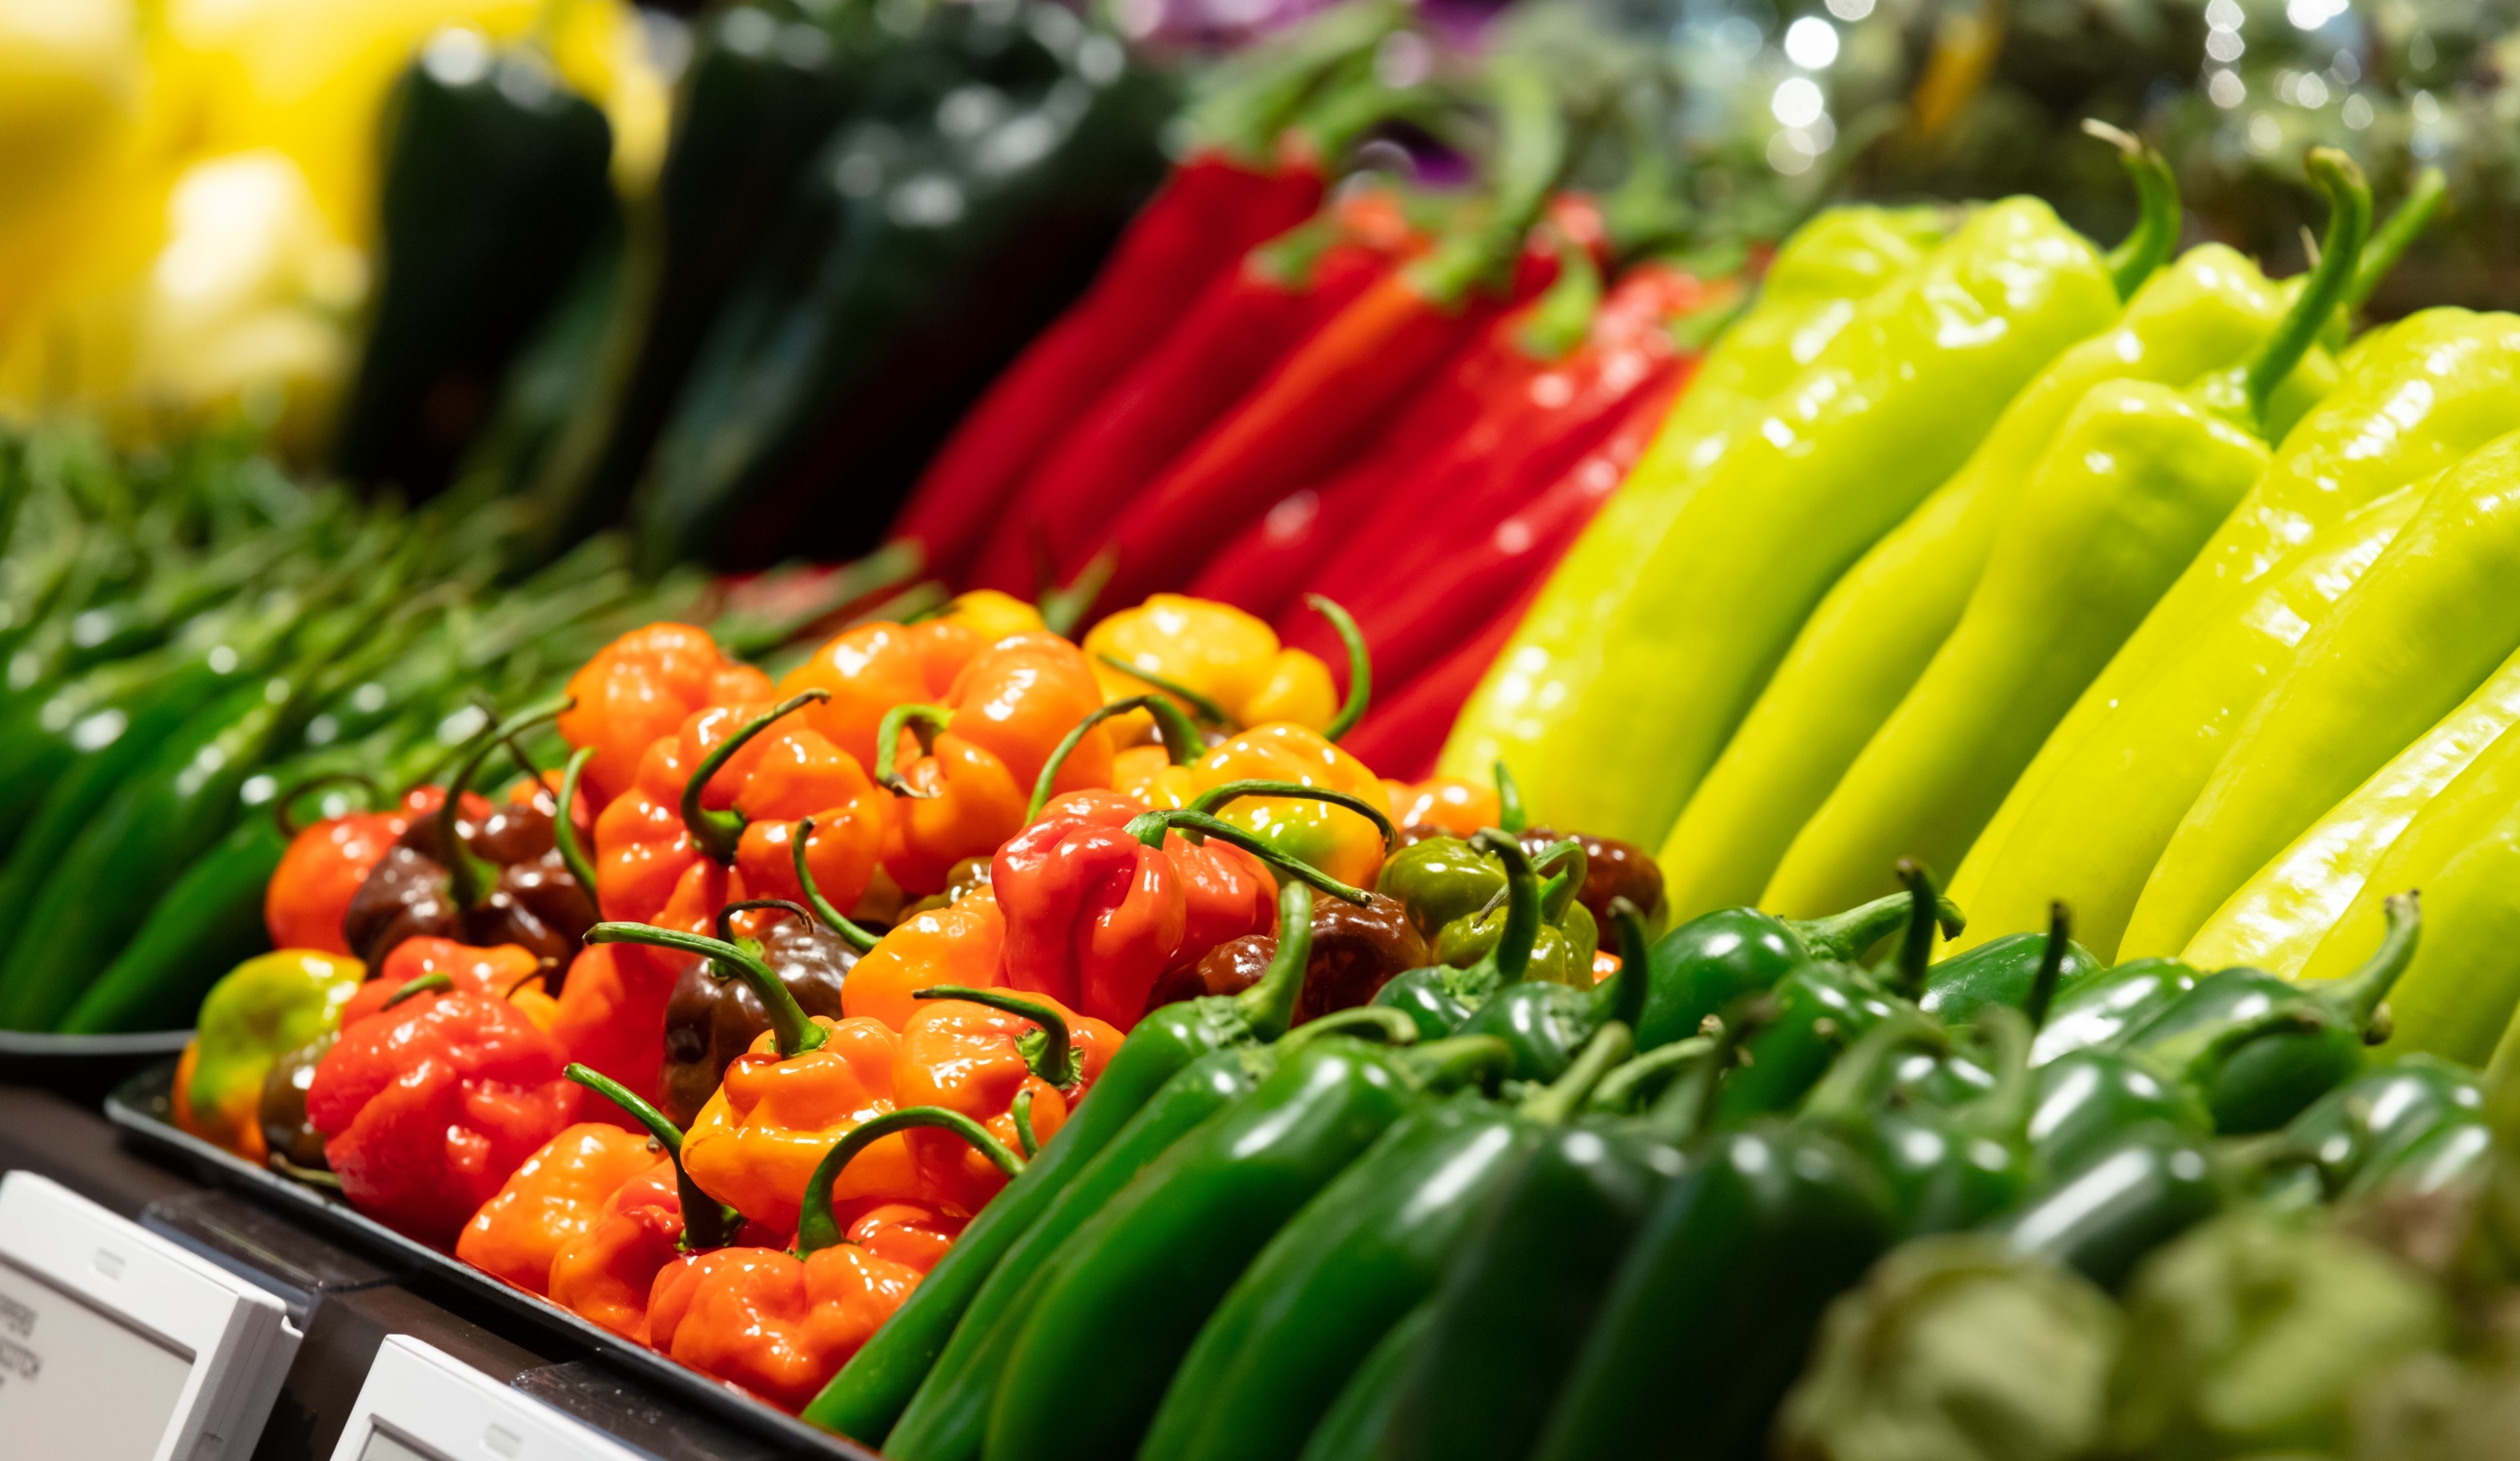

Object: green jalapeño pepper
[1455,898,1652,1084]
[1804,1007,2036,1239]
[983,1033,1509,1461]
[1996,1120,2223,1289]
[1922,926,2104,1027]
[1634,884,1958,1051]
[807,878,1316,1443]
[2256,1052,2482,1207]
[2031,957,2203,1062]
[2117,893,2420,1134]
[1140,1026,1634,1461]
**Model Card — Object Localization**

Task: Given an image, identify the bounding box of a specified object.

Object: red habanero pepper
[336,937,557,1032]
[963,191,1420,597]
[265,786,446,955]
[991,785,1385,1027]
[306,988,582,1245]
[559,624,774,811]
[894,985,1120,1210]
[1283,260,1702,644]
[873,632,1113,897]
[775,619,993,775]
[889,152,1328,586]
[592,692,889,931]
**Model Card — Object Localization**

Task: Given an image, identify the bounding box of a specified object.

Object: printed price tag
[332,1337,649,1461]
[0,1170,301,1461]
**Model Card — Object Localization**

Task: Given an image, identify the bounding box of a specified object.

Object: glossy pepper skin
[1170,891,1425,1020]
[1954,312,2520,961]
[306,989,583,1244]
[1445,199,2116,847]
[2027,1047,2209,1183]
[1634,887,1943,1052]
[1456,900,1652,1083]
[1531,1118,1896,1461]
[455,1123,661,1296]
[1373,831,1553,1040]
[548,1159,684,1342]
[171,949,364,1161]
[983,1034,1509,1461]
[1996,1122,2224,1288]
[1141,1028,1634,1461]
[771,618,991,775]
[661,909,859,1128]
[1921,929,2104,1027]
[1084,593,1340,739]
[808,881,1316,1447]
[894,987,1120,1211]
[335,938,557,1034]
[876,632,1112,897]
[2116,893,2419,1134]
[2256,1055,2482,1206]
[841,889,1007,1032]
[1806,1009,2036,1238]
[2032,957,2202,1062]
[1192,722,1392,890]
[558,622,774,810]
[264,789,433,955]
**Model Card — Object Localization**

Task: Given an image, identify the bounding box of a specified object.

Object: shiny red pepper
[264,787,449,956]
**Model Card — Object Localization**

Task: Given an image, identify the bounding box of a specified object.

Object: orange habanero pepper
[560,624,773,811]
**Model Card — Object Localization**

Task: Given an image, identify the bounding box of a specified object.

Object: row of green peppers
[798,817,2462,1461]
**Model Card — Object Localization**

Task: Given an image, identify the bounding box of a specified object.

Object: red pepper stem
[876,703,952,799]
[2246,147,2371,428]
[553,746,598,898]
[1304,594,1373,741]
[1094,652,1237,730]
[1471,829,1543,982]
[1233,880,1314,1043]
[585,921,830,1056]
[1889,859,1943,998]
[1592,897,1651,1031]
[1184,780,1397,849]
[2345,167,2446,315]
[2083,119,2180,300]
[384,972,452,1009]
[271,772,380,839]
[795,1108,1023,1257]
[1122,809,1373,905]
[1493,761,1526,835]
[562,1062,742,1251]
[913,985,1078,1088]
[1026,695,1205,823]
[2024,901,2073,1032]
[788,817,881,953]
[1519,1021,1636,1126]
[681,690,833,865]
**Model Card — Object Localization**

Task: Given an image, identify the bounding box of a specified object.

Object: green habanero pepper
[1454,897,1652,1084]
[805,877,1313,1445]
[1429,838,1595,985]
[1373,830,1549,1040]
[982,1032,1509,1461]
[1140,1026,1634,1461]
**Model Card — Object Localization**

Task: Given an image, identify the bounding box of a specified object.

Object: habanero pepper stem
[795,1109,1024,1258]
[1011,1090,1041,1158]
[680,689,834,864]
[790,816,882,953]
[1120,808,1374,905]
[2024,901,2073,1031]
[1184,778,1397,850]
[1303,593,1372,741]
[1094,654,1237,730]
[876,704,952,800]
[1477,829,1545,980]
[554,746,598,897]
[2080,119,2180,301]
[271,772,381,840]
[717,898,825,949]
[585,921,830,1055]
[913,985,1079,1089]
[2344,167,2446,315]
[563,1062,743,1250]
[2246,147,2372,426]
[384,971,452,1009]
[438,696,574,909]
[1602,897,1653,1031]
[1027,694,1208,822]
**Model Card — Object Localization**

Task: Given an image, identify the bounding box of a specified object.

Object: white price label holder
[332,1336,652,1461]
[0,1170,302,1461]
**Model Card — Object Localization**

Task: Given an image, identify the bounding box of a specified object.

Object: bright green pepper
[2254,1054,2482,1206]
[1442,195,2123,848]
[1372,831,1553,1039]
[1633,886,1944,1051]
[171,949,363,1157]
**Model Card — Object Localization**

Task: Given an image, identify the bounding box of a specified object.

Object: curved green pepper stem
[1406,1033,1514,1093]
[1888,859,1944,999]
[1304,593,1373,741]
[2344,167,2446,316]
[714,898,821,954]
[1184,0,1405,162]
[1593,897,1652,1031]
[680,690,831,865]
[2084,118,2180,299]
[2312,889,2420,1039]
[1585,1034,1710,1117]
[1645,993,1778,1145]
[1121,809,1373,905]
[1513,231,1605,363]
[2245,146,2372,428]
[1493,761,1526,835]
[1026,694,1208,823]
[1039,548,1118,640]
[1094,653,1237,730]
[1186,779,1397,851]
[913,985,1078,1089]
[1521,1021,1635,1126]
[564,1063,742,1250]
[795,1108,1023,1257]
[1797,885,1963,962]
[1409,58,1566,304]
[1470,829,1544,983]
[1531,837,1587,923]
[1237,881,1316,1042]
[384,971,452,1009]
[271,772,380,839]
[553,745,600,899]
[440,696,573,910]
[1011,1089,1040,1158]
[269,1154,344,1190]
[1960,1005,2037,1143]
[585,921,830,1056]
[2024,900,2072,1032]
[1279,1004,1421,1052]
[790,816,882,953]
[876,703,951,799]
[1802,1006,1951,1127]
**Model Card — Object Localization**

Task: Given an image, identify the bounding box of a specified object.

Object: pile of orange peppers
[180,584,1513,1415]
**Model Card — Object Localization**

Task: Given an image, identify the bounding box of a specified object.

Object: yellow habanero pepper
[1084,594,1339,740]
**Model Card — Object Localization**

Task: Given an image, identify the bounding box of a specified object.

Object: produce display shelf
[105,1060,886,1461]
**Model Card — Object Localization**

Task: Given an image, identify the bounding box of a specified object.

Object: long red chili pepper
[963,191,1420,596]
[1340,587,1535,781]
[1080,66,1571,616]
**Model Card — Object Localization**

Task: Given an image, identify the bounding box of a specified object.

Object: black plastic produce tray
[106,1061,884,1460]
[0,1028,194,1105]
